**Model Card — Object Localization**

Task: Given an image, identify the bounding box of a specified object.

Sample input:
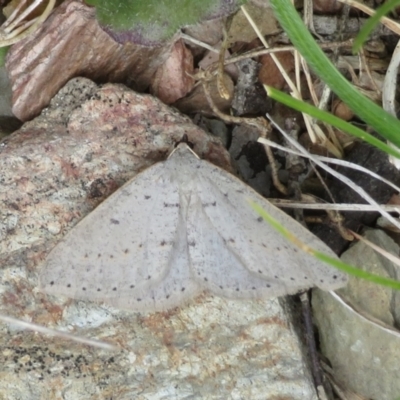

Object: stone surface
[6,0,169,121]
[150,40,195,104]
[0,77,318,399]
[313,229,400,400]
[227,2,279,46]
[339,229,400,326]
[0,67,12,118]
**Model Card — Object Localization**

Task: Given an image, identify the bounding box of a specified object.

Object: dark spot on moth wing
[257,217,263,222]
[113,287,117,291]
[67,283,71,288]
[110,219,120,225]
[130,284,135,289]
[163,202,180,208]
[188,240,196,247]
[124,249,129,254]
[97,288,101,292]
[144,195,151,200]
[82,287,86,291]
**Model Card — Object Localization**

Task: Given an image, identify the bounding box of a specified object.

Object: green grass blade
[269,0,400,148]
[265,85,400,160]
[250,201,400,291]
[0,47,9,67]
[353,0,400,52]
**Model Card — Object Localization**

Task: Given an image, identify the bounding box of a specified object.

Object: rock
[0,77,318,399]
[6,0,170,121]
[313,229,400,399]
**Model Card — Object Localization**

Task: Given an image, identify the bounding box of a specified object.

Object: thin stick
[337,0,400,35]
[200,74,288,194]
[299,292,327,395]
[0,314,117,350]
[265,116,400,230]
[258,136,400,194]
[269,200,400,213]
[0,0,55,47]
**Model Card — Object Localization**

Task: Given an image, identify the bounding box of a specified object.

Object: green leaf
[85,0,247,46]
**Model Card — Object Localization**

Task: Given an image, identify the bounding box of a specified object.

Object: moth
[40,143,347,312]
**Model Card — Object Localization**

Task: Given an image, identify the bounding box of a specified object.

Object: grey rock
[313,229,400,400]
[0,78,318,399]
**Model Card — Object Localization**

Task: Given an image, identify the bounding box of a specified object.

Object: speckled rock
[0,77,318,399]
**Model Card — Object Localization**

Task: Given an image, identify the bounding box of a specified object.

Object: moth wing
[40,160,181,305]
[187,194,287,298]
[108,219,202,312]
[187,162,347,298]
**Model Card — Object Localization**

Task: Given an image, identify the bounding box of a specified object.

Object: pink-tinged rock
[150,40,195,104]
[6,0,171,121]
